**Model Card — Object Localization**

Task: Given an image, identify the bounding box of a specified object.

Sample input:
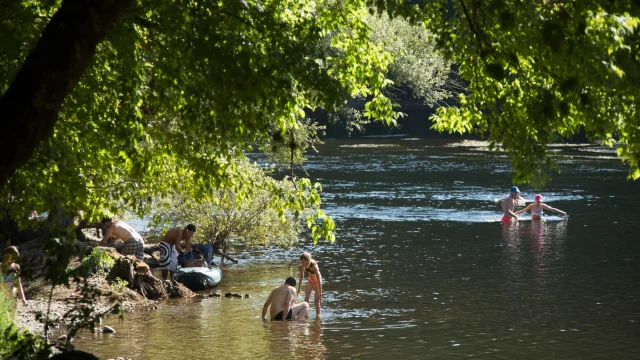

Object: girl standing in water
[297,252,322,318]
[516,194,567,220]
[1,246,28,306]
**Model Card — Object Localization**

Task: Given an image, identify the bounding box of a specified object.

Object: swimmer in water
[515,194,567,220]
[501,186,521,222]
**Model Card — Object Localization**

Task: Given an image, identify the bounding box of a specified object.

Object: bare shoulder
[164,227,179,240]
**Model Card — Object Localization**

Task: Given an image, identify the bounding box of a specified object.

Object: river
[73,139,640,359]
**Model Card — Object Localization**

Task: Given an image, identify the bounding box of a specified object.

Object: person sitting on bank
[100,217,145,260]
[1,246,28,306]
[262,277,309,321]
[158,224,196,281]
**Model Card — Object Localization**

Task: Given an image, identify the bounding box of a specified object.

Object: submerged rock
[209,293,221,298]
[102,326,116,334]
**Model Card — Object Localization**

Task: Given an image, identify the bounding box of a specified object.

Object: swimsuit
[274,309,293,321]
[307,276,319,289]
[306,264,319,289]
[122,236,145,260]
[501,215,513,222]
[532,211,543,217]
[159,241,177,272]
[1,267,18,298]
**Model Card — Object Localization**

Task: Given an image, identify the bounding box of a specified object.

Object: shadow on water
[73,140,640,359]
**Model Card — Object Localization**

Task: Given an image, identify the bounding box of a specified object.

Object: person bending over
[100,217,145,260]
[158,224,196,281]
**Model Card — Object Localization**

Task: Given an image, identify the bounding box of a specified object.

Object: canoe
[173,266,222,291]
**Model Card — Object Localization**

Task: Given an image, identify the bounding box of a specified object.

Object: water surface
[74,140,640,359]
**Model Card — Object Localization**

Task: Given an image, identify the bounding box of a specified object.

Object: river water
[73,139,640,359]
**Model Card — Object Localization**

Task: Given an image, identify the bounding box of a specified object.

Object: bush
[109,277,128,293]
[77,248,115,277]
[0,290,50,359]
[151,159,320,248]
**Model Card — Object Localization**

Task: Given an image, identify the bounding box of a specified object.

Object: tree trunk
[0,0,132,184]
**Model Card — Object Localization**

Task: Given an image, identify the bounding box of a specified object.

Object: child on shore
[516,194,567,220]
[1,246,28,306]
[297,252,322,318]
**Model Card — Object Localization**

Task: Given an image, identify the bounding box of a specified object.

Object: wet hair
[299,252,316,267]
[185,224,196,232]
[101,217,113,224]
[285,277,296,287]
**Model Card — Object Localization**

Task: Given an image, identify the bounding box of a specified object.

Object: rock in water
[244,294,251,298]
[232,293,243,298]
[102,326,116,334]
[57,335,67,341]
[225,293,232,298]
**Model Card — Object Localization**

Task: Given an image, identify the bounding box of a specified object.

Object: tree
[150,159,329,248]
[376,0,640,183]
[326,11,461,135]
[1,0,400,239]
[0,0,133,185]
[263,117,326,176]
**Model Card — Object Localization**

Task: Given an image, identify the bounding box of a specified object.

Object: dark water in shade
[73,139,640,359]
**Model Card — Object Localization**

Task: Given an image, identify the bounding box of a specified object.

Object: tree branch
[0,0,133,184]
[220,10,259,31]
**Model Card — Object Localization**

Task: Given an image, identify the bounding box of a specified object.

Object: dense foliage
[327,12,459,134]
[377,0,640,183]
[0,0,405,241]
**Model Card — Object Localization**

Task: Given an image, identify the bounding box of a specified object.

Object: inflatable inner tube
[173,266,222,291]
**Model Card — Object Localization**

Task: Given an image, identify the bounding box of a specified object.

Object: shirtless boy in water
[262,277,309,321]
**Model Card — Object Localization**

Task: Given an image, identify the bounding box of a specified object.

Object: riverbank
[11,236,195,339]
[16,275,155,337]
